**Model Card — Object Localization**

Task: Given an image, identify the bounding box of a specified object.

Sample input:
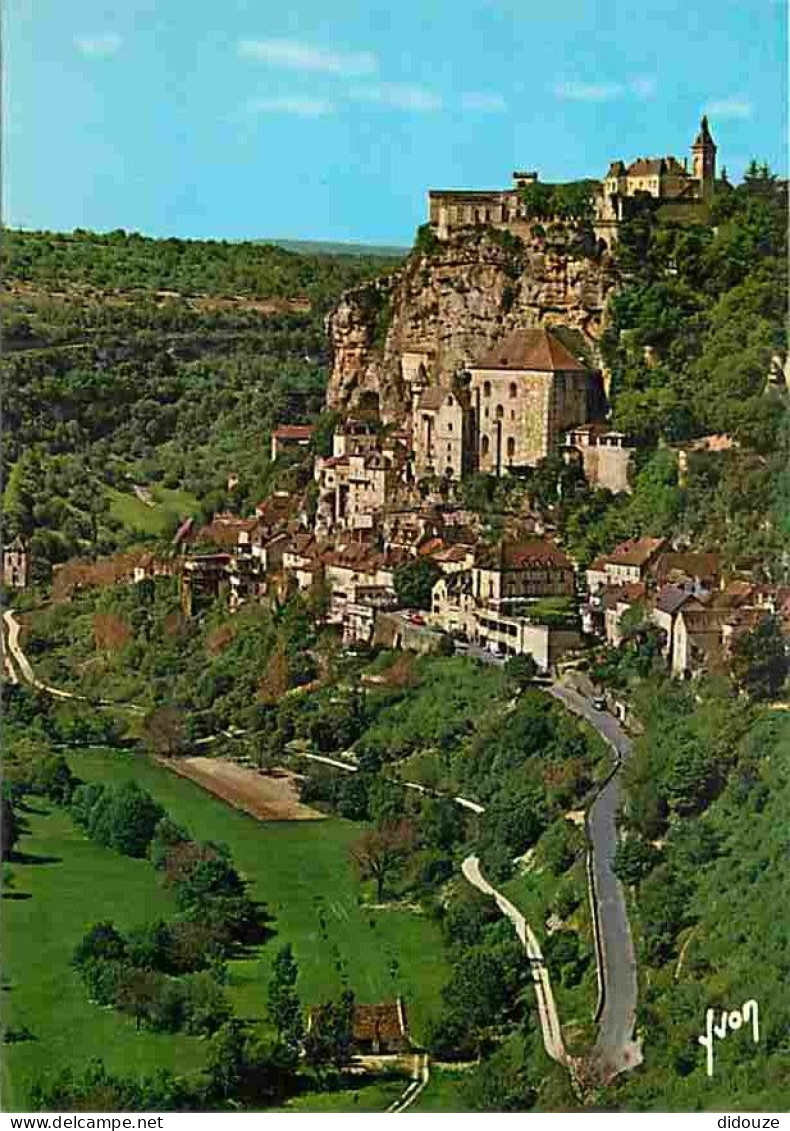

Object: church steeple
[691,115,717,199]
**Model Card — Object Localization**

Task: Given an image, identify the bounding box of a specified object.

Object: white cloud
[629,75,657,98]
[553,80,623,102]
[245,96,335,117]
[705,96,753,119]
[238,38,377,77]
[553,76,657,102]
[351,83,442,111]
[74,33,122,58]
[461,91,507,112]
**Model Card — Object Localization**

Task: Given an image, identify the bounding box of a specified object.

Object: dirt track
[161,757,324,822]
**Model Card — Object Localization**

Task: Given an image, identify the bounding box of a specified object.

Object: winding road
[3,609,640,1081]
[462,855,566,1064]
[3,609,144,713]
[547,684,642,1078]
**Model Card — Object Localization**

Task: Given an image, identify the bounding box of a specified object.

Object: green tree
[613,836,661,886]
[504,653,538,689]
[393,557,442,610]
[350,819,415,900]
[729,615,788,701]
[303,989,356,1069]
[267,944,304,1052]
[0,797,19,860]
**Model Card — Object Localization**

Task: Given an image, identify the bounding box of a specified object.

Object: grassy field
[408,1066,469,1112]
[272,1075,407,1112]
[1,799,205,1111]
[106,484,197,537]
[2,747,449,1108]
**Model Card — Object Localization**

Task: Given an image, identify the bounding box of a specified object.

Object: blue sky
[4,0,787,244]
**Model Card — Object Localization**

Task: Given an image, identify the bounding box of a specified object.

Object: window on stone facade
[510,410,515,420]
[496,405,503,420]
[447,422,453,432]
[447,395,454,406]
[483,381,491,397]
[509,382,517,398]
[481,434,490,457]
[507,436,515,459]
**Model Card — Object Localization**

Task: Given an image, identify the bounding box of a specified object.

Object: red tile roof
[477,538,572,572]
[476,328,586,373]
[272,424,314,440]
[606,537,666,568]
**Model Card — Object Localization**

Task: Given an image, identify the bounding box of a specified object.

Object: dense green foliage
[3,228,399,301]
[614,692,789,1110]
[2,230,394,577]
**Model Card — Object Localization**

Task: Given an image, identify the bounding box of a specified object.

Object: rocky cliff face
[326,227,619,422]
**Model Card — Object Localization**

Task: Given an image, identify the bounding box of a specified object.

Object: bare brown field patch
[160,756,324,822]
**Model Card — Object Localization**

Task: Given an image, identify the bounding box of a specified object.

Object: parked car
[592,694,607,711]
[410,613,425,626]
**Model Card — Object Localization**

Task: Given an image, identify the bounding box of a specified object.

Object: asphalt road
[548,684,642,1077]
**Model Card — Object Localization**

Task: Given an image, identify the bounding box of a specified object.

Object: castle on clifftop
[428,116,719,247]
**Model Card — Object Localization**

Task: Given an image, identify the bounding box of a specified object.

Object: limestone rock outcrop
[326,227,620,423]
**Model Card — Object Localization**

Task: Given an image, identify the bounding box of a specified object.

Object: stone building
[314,451,401,535]
[411,382,474,482]
[473,538,575,608]
[468,328,594,471]
[594,117,717,245]
[3,536,31,589]
[563,424,636,494]
[428,172,538,240]
[586,537,667,593]
[270,424,314,461]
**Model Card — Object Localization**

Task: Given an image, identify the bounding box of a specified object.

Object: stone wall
[326,228,619,425]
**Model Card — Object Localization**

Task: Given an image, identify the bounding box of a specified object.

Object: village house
[650,583,703,658]
[473,538,575,609]
[586,537,667,593]
[331,418,380,458]
[652,551,721,591]
[180,554,231,616]
[474,609,582,668]
[430,572,477,639]
[411,378,474,482]
[671,607,730,678]
[270,423,314,461]
[601,582,648,648]
[314,452,401,536]
[342,585,398,647]
[2,536,31,589]
[307,1000,410,1057]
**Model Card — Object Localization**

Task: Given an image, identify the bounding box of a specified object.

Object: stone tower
[691,115,716,201]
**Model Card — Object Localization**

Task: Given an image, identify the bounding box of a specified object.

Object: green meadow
[106,485,198,537]
[2,748,449,1109]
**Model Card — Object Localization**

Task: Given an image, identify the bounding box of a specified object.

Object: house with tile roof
[474,538,575,607]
